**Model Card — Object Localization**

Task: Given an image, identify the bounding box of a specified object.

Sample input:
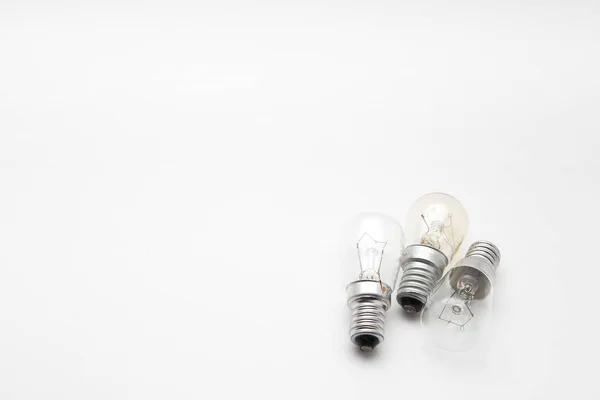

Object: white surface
[1,1,599,399]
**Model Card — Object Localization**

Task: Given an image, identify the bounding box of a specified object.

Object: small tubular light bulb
[421,241,501,351]
[341,213,404,351]
[396,193,469,313]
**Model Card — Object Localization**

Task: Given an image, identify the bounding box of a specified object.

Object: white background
[1,1,599,399]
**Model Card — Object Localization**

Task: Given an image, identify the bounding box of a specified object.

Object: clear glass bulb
[341,213,404,351]
[341,213,404,289]
[421,241,501,351]
[405,192,469,260]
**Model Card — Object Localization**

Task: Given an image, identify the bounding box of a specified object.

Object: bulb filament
[356,233,387,281]
[420,212,456,254]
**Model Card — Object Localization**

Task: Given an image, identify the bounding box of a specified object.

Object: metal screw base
[346,280,391,351]
[396,245,448,314]
[464,241,501,269]
[447,241,501,299]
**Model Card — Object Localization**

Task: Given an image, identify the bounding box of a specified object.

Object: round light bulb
[421,241,501,351]
[341,213,404,351]
[396,193,469,313]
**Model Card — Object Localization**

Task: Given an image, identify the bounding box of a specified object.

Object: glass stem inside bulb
[421,220,444,249]
[456,272,481,303]
[356,233,386,281]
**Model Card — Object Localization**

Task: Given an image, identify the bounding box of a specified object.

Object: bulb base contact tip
[399,296,426,314]
[396,244,448,314]
[346,280,391,351]
[354,334,381,352]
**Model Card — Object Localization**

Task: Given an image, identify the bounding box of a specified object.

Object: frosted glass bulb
[396,193,469,314]
[421,241,501,351]
[341,213,404,351]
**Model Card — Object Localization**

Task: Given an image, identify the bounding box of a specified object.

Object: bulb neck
[396,244,448,314]
[346,280,391,351]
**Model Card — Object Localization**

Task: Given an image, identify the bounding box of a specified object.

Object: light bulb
[421,241,501,351]
[396,193,469,313]
[341,213,404,351]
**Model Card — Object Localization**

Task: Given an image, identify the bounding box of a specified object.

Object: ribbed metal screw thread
[396,244,448,314]
[464,241,501,270]
[348,295,388,351]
